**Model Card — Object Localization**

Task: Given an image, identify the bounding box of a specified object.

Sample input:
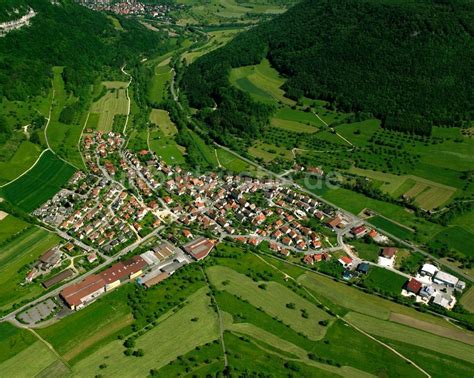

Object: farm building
[433,271,464,290]
[60,275,106,310]
[183,237,216,261]
[100,256,148,291]
[42,269,74,289]
[420,263,438,278]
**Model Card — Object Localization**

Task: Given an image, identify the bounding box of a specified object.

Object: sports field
[90,84,129,132]
[0,226,60,311]
[71,288,219,377]
[229,59,295,106]
[1,150,75,212]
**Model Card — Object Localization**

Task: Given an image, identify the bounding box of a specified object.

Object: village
[20,130,466,324]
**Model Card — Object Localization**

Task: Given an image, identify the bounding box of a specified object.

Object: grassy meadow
[90,85,129,132]
[0,226,60,312]
[1,150,75,212]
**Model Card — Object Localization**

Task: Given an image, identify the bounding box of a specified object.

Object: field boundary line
[253,252,431,378]
[121,65,132,135]
[0,148,50,188]
[27,327,72,370]
[200,267,228,367]
[77,112,90,171]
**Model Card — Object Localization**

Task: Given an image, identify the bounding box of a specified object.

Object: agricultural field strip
[0,341,58,376]
[70,288,220,376]
[207,265,329,340]
[221,313,372,378]
[344,312,474,363]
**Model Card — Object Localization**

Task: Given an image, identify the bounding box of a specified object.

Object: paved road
[1,226,163,324]
[213,143,473,283]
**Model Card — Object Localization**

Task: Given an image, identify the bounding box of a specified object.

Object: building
[356,262,370,275]
[381,247,397,259]
[420,263,438,278]
[338,256,353,269]
[42,269,74,289]
[39,247,62,270]
[432,293,456,310]
[326,217,342,229]
[351,225,367,238]
[100,256,148,291]
[138,271,170,289]
[60,275,106,310]
[433,271,458,288]
[183,237,216,261]
[406,278,422,295]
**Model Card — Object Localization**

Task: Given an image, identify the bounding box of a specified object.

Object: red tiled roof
[406,278,422,293]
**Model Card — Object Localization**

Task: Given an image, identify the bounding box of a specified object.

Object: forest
[0,0,171,100]
[182,0,474,137]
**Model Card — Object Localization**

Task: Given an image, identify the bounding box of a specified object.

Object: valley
[0,0,473,376]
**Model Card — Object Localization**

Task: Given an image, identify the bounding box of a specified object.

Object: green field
[148,65,172,104]
[271,117,318,133]
[344,312,474,363]
[46,67,85,169]
[362,266,407,297]
[429,226,474,259]
[71,287,220,376]
[148,128,186,166]
[0,214,29,243]
[207,265,330,340]
[149,109,177,136]
[369,216,415,241]
[0,141,42,184]
[0,226,60,312]
[90,84,129,132]
[38,286,133,361]
[1,150,75,212]
[229,58,295,106]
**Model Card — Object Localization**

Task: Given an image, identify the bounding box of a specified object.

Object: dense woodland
[183,0,474,137]
[0,0,170,100]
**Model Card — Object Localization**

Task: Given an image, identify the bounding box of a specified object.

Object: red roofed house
[327,216,342,229]
[406,278,422,294]
[351,225,368,238]
[368,229,378,238]
[183,229,193,239]
[338,256,353,268]
[381,247,398,259]
[303,255,314,265]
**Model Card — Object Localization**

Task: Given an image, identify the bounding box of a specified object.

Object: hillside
[183,0,474,136]
[0,0,169,100]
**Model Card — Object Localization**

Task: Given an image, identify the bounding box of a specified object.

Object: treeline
[181,30,273,140]
[0,0,171,100]
[183,0,474,136]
